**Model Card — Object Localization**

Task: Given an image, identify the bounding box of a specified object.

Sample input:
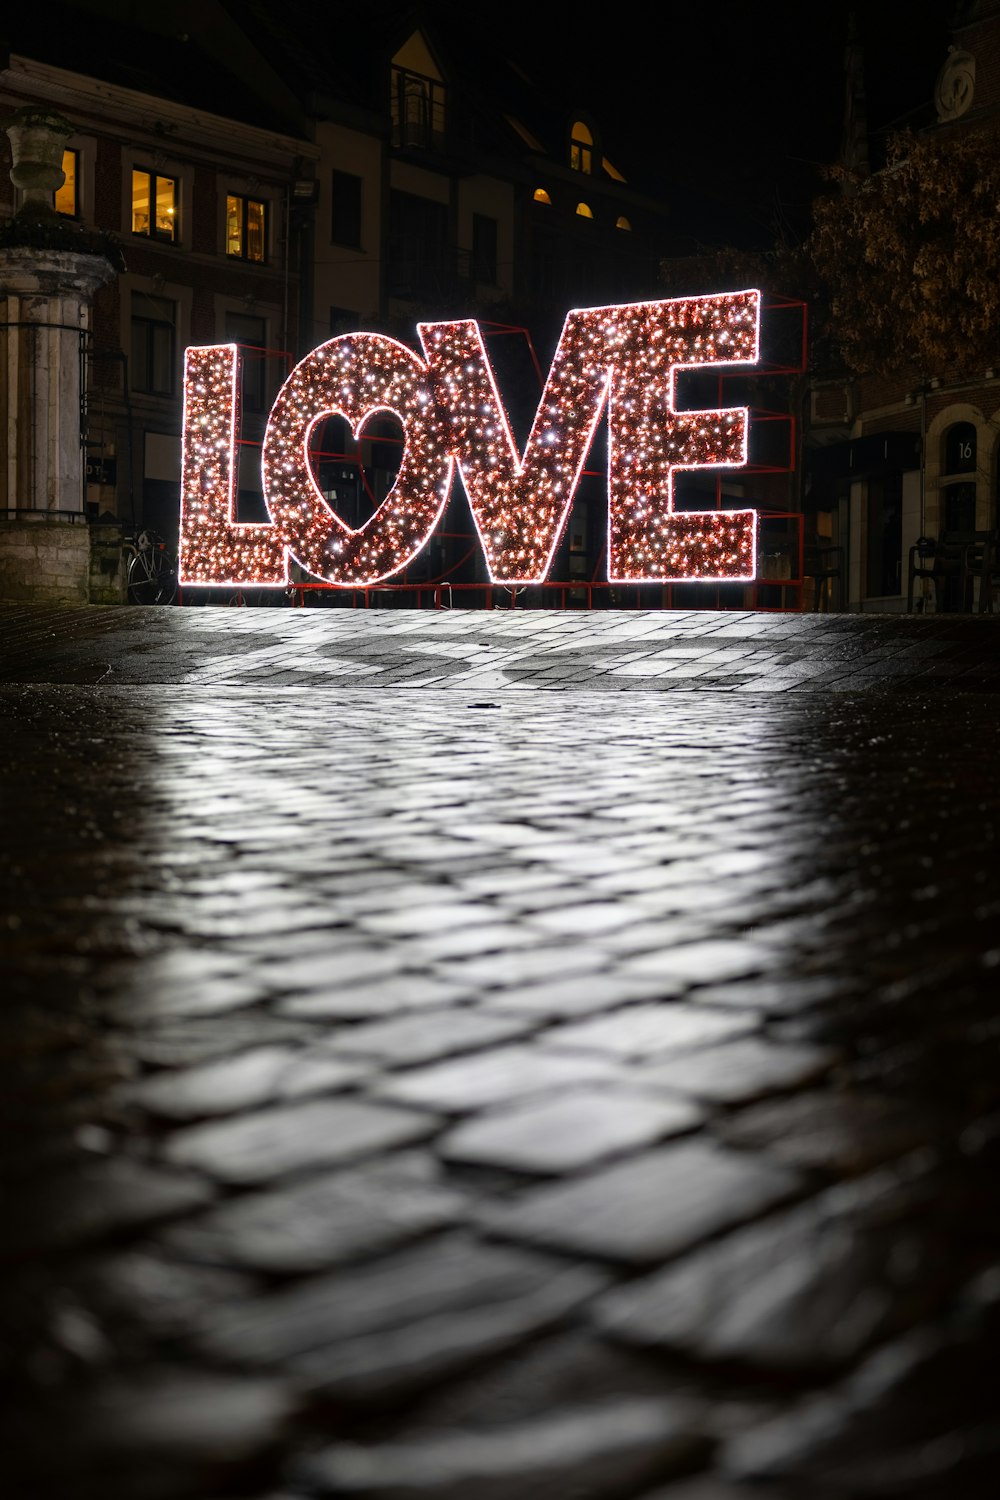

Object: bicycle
[124,530,178,605]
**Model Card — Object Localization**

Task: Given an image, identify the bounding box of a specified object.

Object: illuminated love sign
[179,289,761,589]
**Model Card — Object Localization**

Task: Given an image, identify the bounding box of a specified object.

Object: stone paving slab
[2,602,1000,1498]
[2,600,1000,692]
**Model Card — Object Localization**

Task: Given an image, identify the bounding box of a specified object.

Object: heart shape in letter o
[262,333,451,585]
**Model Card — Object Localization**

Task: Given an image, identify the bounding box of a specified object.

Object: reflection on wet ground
[2,607,1000,1498]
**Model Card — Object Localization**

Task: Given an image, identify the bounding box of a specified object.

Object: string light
[178,291,761,588]
[179,344,287,586]
[261,333,453,585]
[421,290,760,583]
[606,292,759,581]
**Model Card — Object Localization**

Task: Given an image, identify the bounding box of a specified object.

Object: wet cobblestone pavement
[2,602,1000,1499]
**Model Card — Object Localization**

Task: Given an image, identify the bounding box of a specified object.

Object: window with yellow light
[132,169,178,242]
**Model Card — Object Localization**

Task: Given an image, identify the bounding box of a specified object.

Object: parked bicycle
[124,530,178,605]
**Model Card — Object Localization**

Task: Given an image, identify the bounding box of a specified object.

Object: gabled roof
[228,0,662,201]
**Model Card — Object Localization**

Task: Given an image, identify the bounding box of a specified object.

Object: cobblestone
[482,1141,804,1262]
[439,1085,702,1174]
[2,602,1000,1497]
[632,1036,841,1104]
[197,1231,608,1400]
[592,1159,960,1371]
[164,1096,440,1185]
[291,1397,710,1498]
[162,1153,467,1274]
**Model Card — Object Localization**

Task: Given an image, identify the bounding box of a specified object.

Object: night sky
[507,0,953,246]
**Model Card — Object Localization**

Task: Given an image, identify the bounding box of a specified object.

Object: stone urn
[3,106,73,220]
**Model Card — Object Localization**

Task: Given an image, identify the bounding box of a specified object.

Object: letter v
[419,314,614,584]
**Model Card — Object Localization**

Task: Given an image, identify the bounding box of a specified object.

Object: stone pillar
[0,108,118,603]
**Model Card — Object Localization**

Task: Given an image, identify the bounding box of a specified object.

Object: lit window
[570,121,593,174]
[603,157,627,183]
[533,187,552,205]
[226,194,267,262]
[132,169,178,242]
[55,149,78,217]
[616,215,632,231]
[575,202,593,218]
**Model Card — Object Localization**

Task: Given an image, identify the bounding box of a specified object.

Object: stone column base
[0,517,92,603]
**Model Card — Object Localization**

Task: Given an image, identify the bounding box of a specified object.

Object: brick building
[1,3,317,548]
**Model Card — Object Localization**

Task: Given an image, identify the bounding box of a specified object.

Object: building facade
[806,1,1000,613]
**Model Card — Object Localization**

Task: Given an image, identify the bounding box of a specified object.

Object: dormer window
[391,31,446,148]
[570,121,593,174]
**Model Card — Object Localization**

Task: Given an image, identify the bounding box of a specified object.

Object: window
[132,169,178,242]
[388,190,449,298]
[391,67,446,148]
[472,213,497,284]
[575,202,593,219]
[55,149,78,217]
[226,195,267,262]
[330,306,356,336]
[224,312,267,412]
[390,31,447,148]
[616,215,632,231]
[532,188,552,205]
[331,171,362,247]
[131,292,176,396]
[570,121,593,174]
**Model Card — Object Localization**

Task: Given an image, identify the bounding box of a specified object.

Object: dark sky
[507,0,953,246]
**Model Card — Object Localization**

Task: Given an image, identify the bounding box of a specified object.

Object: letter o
[261,334,451,585]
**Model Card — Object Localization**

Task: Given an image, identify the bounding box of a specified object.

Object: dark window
[226,195,267,262]
[391,66,446,148]
[331,171,362,247]
[472,213,498,284]
[132,169,178,242]
[388,190,449,298]
[55,149,78,217]
[224,312,267,413]
[866,471,902,597]
[131,293,175,395]
[330,306,356,336]
[944,422,976,474]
